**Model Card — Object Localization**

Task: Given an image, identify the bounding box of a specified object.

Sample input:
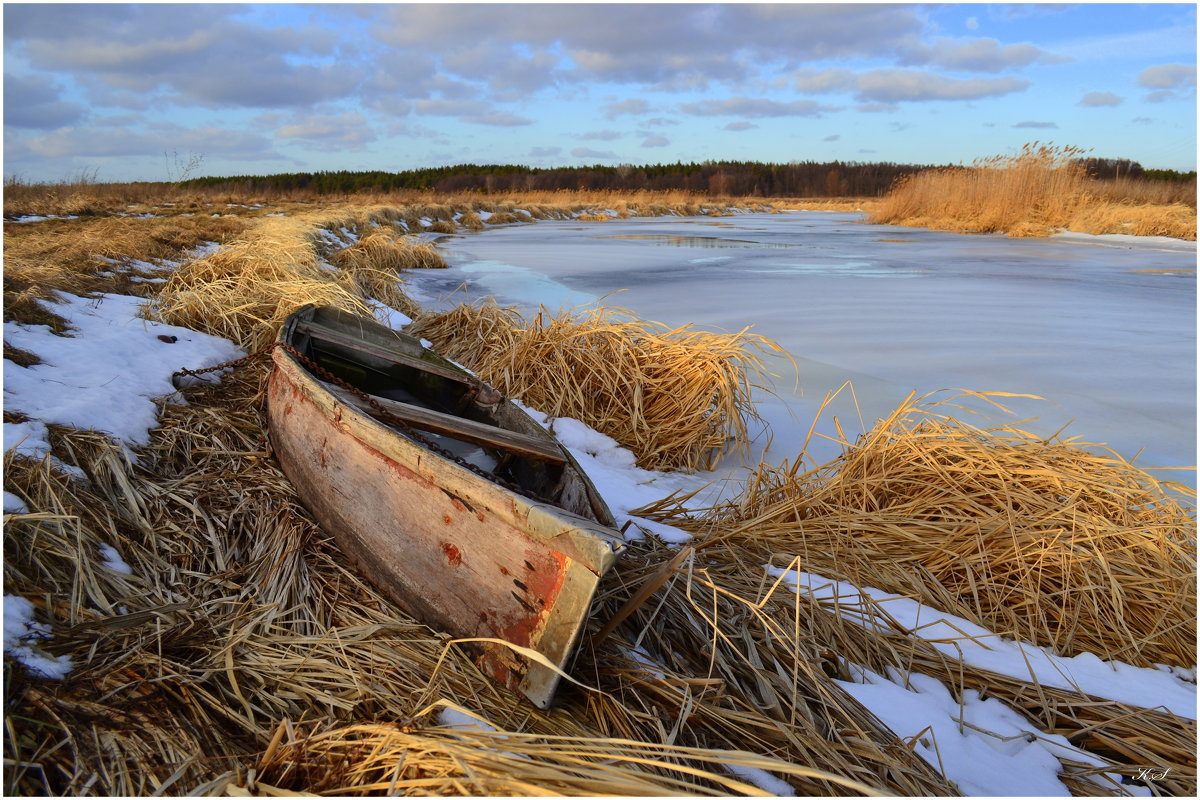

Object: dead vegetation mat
[5,373,1194,795]
[5,367,960,796]
[652,390,1196,671]
[4,200,1196,796]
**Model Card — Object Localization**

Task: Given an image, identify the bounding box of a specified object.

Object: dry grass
[327,229,448,272]
[409,300,789,471]
[457,210,486,230]
[777,198,882,213]
[643,388,1196,670]
[872,143,1197,240]
[3,371,959,797]
[241,717,889,796]
[146,215,429,350]
[3,215,249,325]
[147,219,376,351]
[4,190,1196,797]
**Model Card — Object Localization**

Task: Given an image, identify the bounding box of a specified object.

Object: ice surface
[403,212,1196,482]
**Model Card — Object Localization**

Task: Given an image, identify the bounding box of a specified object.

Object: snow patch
[772,566,1197,719]
[3,292,244,461]
[99,544,133,575]
[3,595,72,679]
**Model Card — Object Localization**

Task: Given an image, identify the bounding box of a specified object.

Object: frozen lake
[406,212,1196,484]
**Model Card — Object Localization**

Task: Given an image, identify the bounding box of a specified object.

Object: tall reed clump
[409,300,787,471]
[147,218,394,350]
[872,142,1196,240]
[657,389,1196,669]
[328,229,448,272]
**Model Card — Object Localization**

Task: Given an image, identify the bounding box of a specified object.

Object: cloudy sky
[3,2,1196,183]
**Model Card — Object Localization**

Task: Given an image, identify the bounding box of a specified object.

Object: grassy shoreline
[3,189,1196,796]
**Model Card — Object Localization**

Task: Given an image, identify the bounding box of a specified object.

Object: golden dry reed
[327,229,448,273]
[410,299,789,471]
[872,142,1197,240]
[655,388,1196,670]
[148,216,423,350]
[2,215,248,314]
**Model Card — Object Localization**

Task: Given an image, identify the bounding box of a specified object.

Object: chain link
[173,343,549,502]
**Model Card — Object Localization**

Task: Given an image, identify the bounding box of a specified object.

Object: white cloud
[581,130,623,141]
[796,68,1030,102]
[413,99,531,126]
[368,97,413,118]
[723,121,757,131]
[373,4,928,89]
[900,37,1069,73]
[602,98,651,119]
[463,111,533,127]
[10,8,357,110]
[1138,64,1196,89]
[641,135,669,147]
[794,68,856,93]
[3,73,88,129]
[276,112,376,151]
[23,123,275,161]
[1078,92,1122,108]
[1013,121,1058,129]
[1142,90,1178,103]
[680,98,831,117]
[855,70,1030,102]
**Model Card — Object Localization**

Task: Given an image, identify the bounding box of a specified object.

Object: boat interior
[286,310,582,512]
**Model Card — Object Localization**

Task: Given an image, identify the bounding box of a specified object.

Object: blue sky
[3,3,1196,182]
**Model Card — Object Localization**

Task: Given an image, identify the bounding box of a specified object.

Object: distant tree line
[181,161,931,198]
[1073,157,1196,183]
[180,159,1196,198]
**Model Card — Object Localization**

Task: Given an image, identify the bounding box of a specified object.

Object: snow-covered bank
[1049,229,1197,252]
[771,566,1195,719]
[3,292,243,463]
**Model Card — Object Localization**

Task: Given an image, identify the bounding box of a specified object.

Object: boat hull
[266,309,623,707]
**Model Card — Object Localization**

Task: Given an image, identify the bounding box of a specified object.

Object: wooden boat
[266,305,625,708]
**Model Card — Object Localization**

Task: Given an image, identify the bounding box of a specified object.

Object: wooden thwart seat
[323,381,567,466]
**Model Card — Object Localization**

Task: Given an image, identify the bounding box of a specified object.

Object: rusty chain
[173,343,549,502]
